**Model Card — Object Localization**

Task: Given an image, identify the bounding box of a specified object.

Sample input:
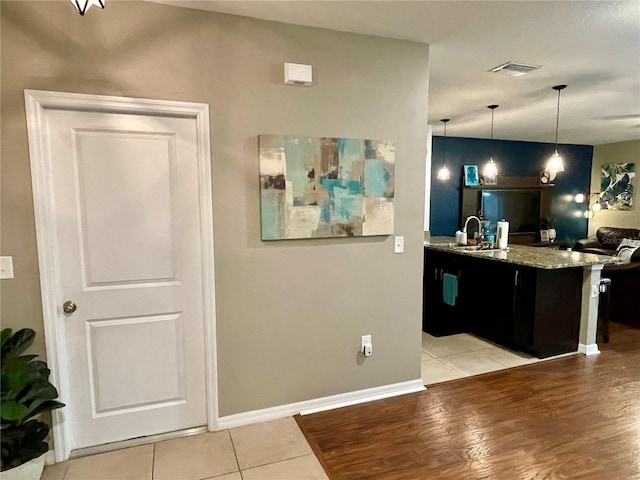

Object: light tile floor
[421,331,543,385]
[42,417,328,480]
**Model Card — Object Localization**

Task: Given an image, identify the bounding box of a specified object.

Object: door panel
[87,314,184,415]
[76,131,178,286]
[42,106,208,451]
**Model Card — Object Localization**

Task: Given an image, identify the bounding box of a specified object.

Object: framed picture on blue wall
[463,165,479,186]
[483,172,497,185]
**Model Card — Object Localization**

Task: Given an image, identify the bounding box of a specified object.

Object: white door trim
[24,90,218,462]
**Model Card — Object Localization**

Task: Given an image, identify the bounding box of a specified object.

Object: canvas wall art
[259,135,395,240]
[600,162,635,210]
[463,165,479,186]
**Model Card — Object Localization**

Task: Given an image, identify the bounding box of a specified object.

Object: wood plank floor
[296,323,640,479]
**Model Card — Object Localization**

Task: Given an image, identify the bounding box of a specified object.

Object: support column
[578,263,604,355]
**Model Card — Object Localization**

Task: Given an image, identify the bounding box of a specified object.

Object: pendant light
[70,0,105,15]
[436,119,451,181]
[483,105,499,179]
[546,84,567,173]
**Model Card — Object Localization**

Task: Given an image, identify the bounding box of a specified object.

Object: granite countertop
[424,236,619,270]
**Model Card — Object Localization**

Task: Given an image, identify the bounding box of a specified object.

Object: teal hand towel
[442,273,458,306]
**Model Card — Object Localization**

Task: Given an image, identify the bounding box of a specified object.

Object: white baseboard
[45,449,56,466]
[217,379,425,430]
[578,343,600,356]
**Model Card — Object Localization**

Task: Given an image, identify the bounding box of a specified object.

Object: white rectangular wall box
[284,63,313,86]
[1,256,14,279]
[394,236,404,254]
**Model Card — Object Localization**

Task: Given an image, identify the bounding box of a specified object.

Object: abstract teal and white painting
[259,135,395,240]
[600,163,635,210]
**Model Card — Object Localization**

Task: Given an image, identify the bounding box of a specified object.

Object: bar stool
[598,277,612,343]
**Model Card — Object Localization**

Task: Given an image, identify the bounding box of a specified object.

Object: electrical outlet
[361,335,373,357]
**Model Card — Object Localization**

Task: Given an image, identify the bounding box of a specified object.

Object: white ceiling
[151,0,640,146]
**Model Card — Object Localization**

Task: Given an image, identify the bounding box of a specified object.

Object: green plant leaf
[0,329,35,361]
[1,421,49,470]
[0,329,12,351]
[25,361,50,383]
[0,401,28,421]
[22,400,65,422]
[1,358,33,396]
[20,382,59,404]
[20,419,50,443]
[0,329,64,470]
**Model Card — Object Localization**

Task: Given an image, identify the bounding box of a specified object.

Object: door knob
[63,300,77,314]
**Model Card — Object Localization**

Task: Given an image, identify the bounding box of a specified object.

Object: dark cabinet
[465,258,518,349]
[512,266,582,358]
[423,248,583,358]
[422,250,468,336]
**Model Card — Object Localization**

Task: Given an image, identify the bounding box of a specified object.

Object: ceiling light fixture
[436,119,451,181]
[70,0,105,15]
[546,84,567,174]
[483,105,499,180]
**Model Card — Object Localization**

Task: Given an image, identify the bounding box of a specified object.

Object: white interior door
[25,91,216,455]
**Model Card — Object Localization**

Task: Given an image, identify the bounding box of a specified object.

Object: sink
[453,245,504,253]
[427,242,504,253]
[429,243,483,251]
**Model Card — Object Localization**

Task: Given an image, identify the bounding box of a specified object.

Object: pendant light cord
[441,119,450,167]
[491,108,494,140]
[552,85,567,149]
[443,121,447,166]
[487,105,498,140]
[554,88,561,147]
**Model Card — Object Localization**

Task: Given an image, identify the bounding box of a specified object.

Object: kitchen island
[423,239,619,358]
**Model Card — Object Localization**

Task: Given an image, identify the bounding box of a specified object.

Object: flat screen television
[481,189,541,234]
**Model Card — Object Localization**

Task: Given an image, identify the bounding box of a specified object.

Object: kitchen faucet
[463,215,484,245]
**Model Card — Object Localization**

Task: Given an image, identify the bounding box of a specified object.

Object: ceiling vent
[489,62,541,77]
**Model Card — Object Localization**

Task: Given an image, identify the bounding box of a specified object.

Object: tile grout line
[433,358,468,375]
[439,355,505,375]
[61,462,71,480]
[151,442,156,480]
[240,452,317,473]
[227,428,243,477]
[473,347,541,368]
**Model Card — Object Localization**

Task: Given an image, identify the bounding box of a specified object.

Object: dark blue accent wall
[430,136,593,244]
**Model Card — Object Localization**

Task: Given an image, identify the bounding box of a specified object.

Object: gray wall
[1,1,429,416]
[589,140,640,235]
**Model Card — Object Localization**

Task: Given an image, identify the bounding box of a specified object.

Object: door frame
[24,90,219,462]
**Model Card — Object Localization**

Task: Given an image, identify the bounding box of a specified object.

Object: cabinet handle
[514,270,519,286]
[434,268,438,280]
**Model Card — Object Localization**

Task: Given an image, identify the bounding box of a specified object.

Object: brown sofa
[574,227,640,327]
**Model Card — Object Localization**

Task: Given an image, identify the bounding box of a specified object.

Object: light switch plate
[0,256,14,279]
[394,236,404,254]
